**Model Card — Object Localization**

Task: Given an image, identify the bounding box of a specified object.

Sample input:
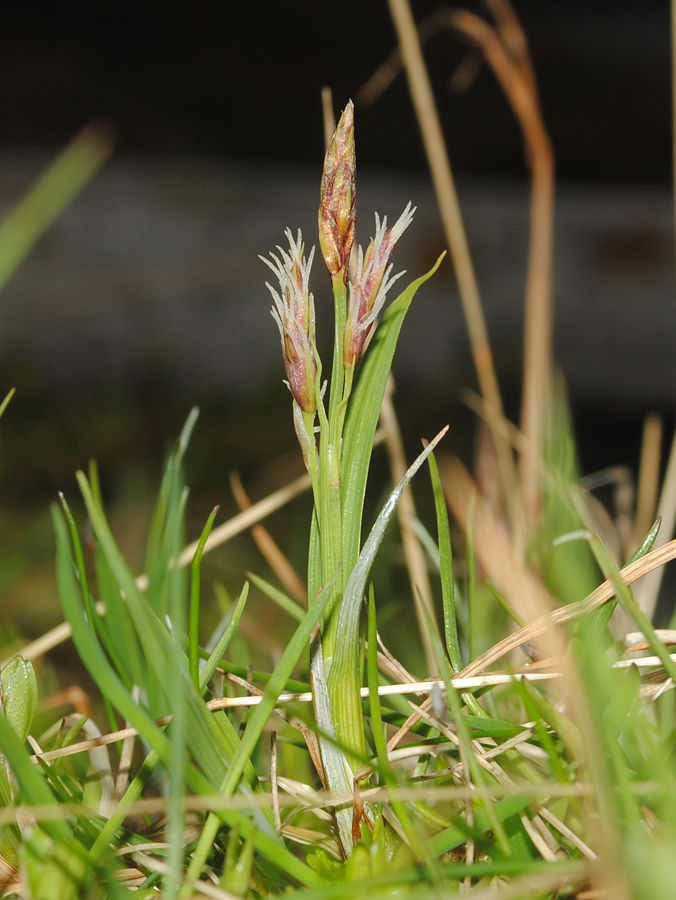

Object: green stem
[303,409,321,511]
[339,363,355,438]
[89,753,158,861]
[368,588,442,875]
[318,271,349,660]
[189,506,220,691]
[426,448,462,672]
[183,582,333,888]
[328,270,347,425]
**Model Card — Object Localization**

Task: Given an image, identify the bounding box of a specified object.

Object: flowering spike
[261,229,318,414]
[318,100,356,279]
[343,202,416,369]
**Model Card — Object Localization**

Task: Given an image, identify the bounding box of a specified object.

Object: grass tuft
[2,1,676,896]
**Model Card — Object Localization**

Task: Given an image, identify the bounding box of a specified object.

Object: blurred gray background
[0,153,673,409]
[0,0,672,490]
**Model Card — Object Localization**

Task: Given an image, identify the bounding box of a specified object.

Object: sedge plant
[261,99,445,853]
[5,49,676,898]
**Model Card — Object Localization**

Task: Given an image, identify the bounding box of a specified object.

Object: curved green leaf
[1,656,38,743]
[327,426,448,762]
[341,254,445,575]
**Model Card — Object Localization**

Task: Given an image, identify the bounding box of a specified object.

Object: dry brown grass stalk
[0,781,615,828]
[459,535,676,679]
[385,0,520,537]
[632,413,663,551]
[450,3,555,532]
[439,453,554,628]
[635,422,676,619]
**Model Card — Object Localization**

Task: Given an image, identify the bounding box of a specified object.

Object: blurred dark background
[0,0,674,639]
[0,0,670,182]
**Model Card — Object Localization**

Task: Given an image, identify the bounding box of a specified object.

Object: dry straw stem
[0,781,606,828]
[440,453,554,628]
[632,413,662,553]
[635,0,676,628]
[30,648,676,768]
[321,86,336,149]
[459,534,676,679]
[635,422,676,620]
[377,0,556,534]
[451,4,555,531]
[26,673,561,766]
[673,0,676,328]
[385,0,520,533]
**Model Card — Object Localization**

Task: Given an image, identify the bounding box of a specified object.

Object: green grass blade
[430,629,512,858]
[588,533,676,687]
[52,503,174,765]
[428,793,532,856]
[0,388,15,422]
[189,505,220,690]
[199,581,249,692]
[85,462,147,692]
[71,476,314,884]
[224,580,335,795]
[426,447,462,672]
[166,477,190,899]
[592,516,660,631]
[0,125,113,292]
[88,749,159,862]
[328,427,448,762]
[367,586,441,876]
[247,571,305,622]
[93,544,146,691]
[57,495,97,640]
[183,579,335,888]
[74,474,232,786]
[0,656,37,744]
[515,678,581,780]
[341,255,445,575]
[144,408,198,618]
[0,713,72,845]
[58,493,135,734]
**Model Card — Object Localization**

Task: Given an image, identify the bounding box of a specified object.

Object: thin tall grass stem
[632,413,662,552]
[189,506,220,690]
[639,425,676,621]
[385,0,518,529]
[451,7,555,530]
[380,376,438,669]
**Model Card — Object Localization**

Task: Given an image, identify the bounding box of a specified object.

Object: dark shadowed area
[0,0,673,635]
